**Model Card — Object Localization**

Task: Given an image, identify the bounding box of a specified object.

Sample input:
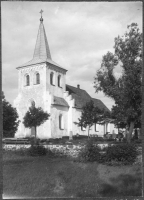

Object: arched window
[58,75,61,87]
[28,99,35,108]
[50,72,54,85]
[31,100,35,108]
[36,73,40,84]
[25,74,30,86]
[59,114,64,130]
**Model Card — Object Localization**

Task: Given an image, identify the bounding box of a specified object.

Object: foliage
[77,140,138,165]
[77,139,102,162]
[29,137,40,146]
[23,106,50,138]
[103,143,138,165]
[2,91,20,138]
[23,106,50,128]
[27,145,47,156]
[77,100,109,138]
[94,23,142,142]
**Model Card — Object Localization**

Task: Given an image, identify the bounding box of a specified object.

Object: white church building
[14,14,118,139]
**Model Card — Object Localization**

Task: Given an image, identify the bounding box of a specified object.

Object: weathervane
[40,9,43,22]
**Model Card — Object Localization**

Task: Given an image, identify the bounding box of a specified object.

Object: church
[14,13,118,139]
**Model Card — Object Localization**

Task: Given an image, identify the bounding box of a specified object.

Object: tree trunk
[127,121,134,143]
[88,126,90,139]
[34,126,37,145]
[35,126,37,138]
[142,63,144,149]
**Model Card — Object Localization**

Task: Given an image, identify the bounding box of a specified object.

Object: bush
[3,130,15,138]
[76,141,138,165]
[77,139,101,162]
[73,135,88,140]
[28,145,47,156]
[103,143,138,165]
[91,137,104,142]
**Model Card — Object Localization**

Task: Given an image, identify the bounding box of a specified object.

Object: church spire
[33,10,52,60]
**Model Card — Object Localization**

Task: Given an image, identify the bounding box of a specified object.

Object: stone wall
[3,143,109,157]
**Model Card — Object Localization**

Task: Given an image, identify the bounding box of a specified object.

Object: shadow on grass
[99,172,142,197]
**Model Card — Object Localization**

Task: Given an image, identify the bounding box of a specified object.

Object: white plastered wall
[14,63,51,139]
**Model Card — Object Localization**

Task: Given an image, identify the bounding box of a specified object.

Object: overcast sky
[2,1,142,110]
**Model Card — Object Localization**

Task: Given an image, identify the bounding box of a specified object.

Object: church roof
[17,57,66,71]
[33,17,51,60]
[66,84,110,112]
[92,98,110,112]
[66,84,91,109]
[53,96,69,107]
[17,15,67,72]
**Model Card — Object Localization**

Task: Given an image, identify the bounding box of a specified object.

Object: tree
[94,23,142,143]
[141,46,144,142]
[23,106,50,139]
[77,100,108,138]
[2,91,19,138]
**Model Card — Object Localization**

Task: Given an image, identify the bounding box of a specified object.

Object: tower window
[31,100,35,108]
[25,74,30,86]
[59,114,64,130]
[28,99,35,108]
[58,75,61,87]
[50,72,55,85]
[36,73,40,84]
[33,72,40,85]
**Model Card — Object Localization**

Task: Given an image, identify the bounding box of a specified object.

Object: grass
[3,149,142,198]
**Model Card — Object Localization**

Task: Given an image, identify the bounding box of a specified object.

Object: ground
[3,150,142,198]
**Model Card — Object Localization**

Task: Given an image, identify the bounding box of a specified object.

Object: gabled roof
[66,84,110,112]
[92,98,110,112]
[17,57,67,71]
[66,84,91,109]
[52,96,69,107]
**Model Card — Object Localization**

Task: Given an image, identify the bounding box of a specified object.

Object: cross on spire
[40,9,43,22]
[40,9,43,17]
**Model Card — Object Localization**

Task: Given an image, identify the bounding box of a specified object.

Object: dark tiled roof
[66,84,91,109]
[53,96,69,107]
[66,84,110,112]
[92,98,110,112]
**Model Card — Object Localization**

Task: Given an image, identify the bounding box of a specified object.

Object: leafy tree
[2,91,19,138]
[77,100,109,138]
[23,106,50,139]
[94,23,142,143]
[142,49,144,142]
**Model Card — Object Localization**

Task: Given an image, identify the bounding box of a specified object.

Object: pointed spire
[33,10,52,60]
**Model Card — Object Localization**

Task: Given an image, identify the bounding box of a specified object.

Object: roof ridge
[92,97,100,101]
[66,84,86,91]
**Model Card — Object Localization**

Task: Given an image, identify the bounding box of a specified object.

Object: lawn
[3,150,142,198]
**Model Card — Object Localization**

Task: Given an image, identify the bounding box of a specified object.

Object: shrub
[28,145,47,156]
[103,143,138,165]
[91,137,104,142]
[77,139,101,162]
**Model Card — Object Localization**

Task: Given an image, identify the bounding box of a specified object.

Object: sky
[2,1,142,110]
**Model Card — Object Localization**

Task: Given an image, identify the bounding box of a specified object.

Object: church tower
[14,11,68,138]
